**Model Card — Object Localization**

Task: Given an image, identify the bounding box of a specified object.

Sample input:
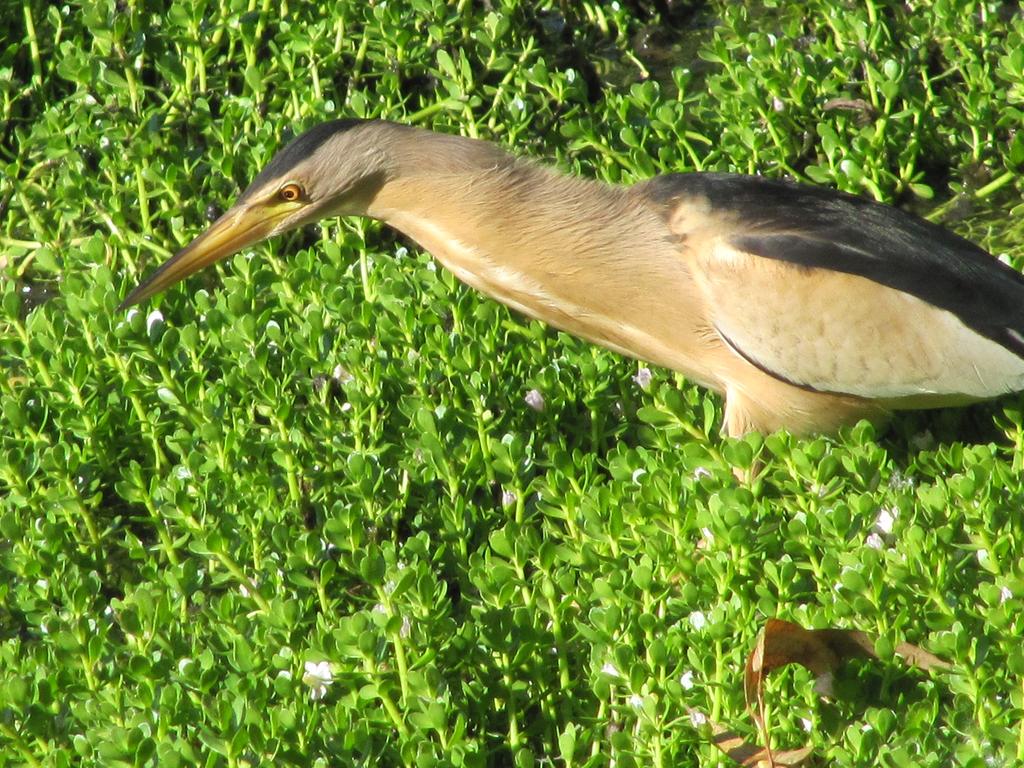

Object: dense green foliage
[3,0,1024,765]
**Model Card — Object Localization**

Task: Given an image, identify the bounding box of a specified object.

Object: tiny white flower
[239,583,250,598]
[866,532,884,550]
[977,548,990,566]
[511,96,525,111]
[341,402,352,412]
[813,671,835,697]
[175,466,192,480]
[1000,586,1012,603]
[35,579,48,590]
[689,611,707,631]
[395,246,408,258]
[679,670,695,690]
[689,710,707,727]
[632,367,652,390]
[888,470,914,490]
[100,136,110,149]
[772,96,785,112]
[627,694,644,709]
[601,662,621,678]
[303,660,334,701]
[501,489,517,507]
[373,602,387,615]
[277,669,292,680]
[874,506,897,534]
[146,309,164,333]
[525,389,545,412]
[321,538,338,553]
[400,616,412,639]
[800,717,813,732]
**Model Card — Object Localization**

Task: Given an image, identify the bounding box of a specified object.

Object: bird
[121,118,1024,437]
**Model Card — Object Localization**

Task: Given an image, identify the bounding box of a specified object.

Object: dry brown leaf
[689,707,813,767]
[696,619,951,767]
[891,640,953,672]
[822,97,879,118]
[745,619,952,717]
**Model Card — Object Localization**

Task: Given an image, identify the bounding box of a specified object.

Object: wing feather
[636,173,1024,400]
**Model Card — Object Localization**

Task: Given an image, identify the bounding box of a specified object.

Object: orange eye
[279,183,304,202]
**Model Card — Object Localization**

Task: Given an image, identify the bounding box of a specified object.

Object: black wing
[640,172,1024,359]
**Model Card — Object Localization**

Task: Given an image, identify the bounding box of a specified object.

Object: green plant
[2,1,1023,765]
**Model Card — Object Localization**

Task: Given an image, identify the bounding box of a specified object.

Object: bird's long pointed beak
[119,204,282,309]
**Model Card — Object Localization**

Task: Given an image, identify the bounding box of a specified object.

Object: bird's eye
[279,183,304,202]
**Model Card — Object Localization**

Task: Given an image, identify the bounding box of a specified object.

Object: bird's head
[120,118,390,307]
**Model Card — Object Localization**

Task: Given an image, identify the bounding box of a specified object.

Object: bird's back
[628,172,1024,417]
[636,173,1024,359]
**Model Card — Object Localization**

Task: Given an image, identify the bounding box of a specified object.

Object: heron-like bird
[122,119,1024,436]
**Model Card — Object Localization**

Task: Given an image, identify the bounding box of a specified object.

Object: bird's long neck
[364,129,718,388]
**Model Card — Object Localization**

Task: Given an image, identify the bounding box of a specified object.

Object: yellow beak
[120,204,287,308]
